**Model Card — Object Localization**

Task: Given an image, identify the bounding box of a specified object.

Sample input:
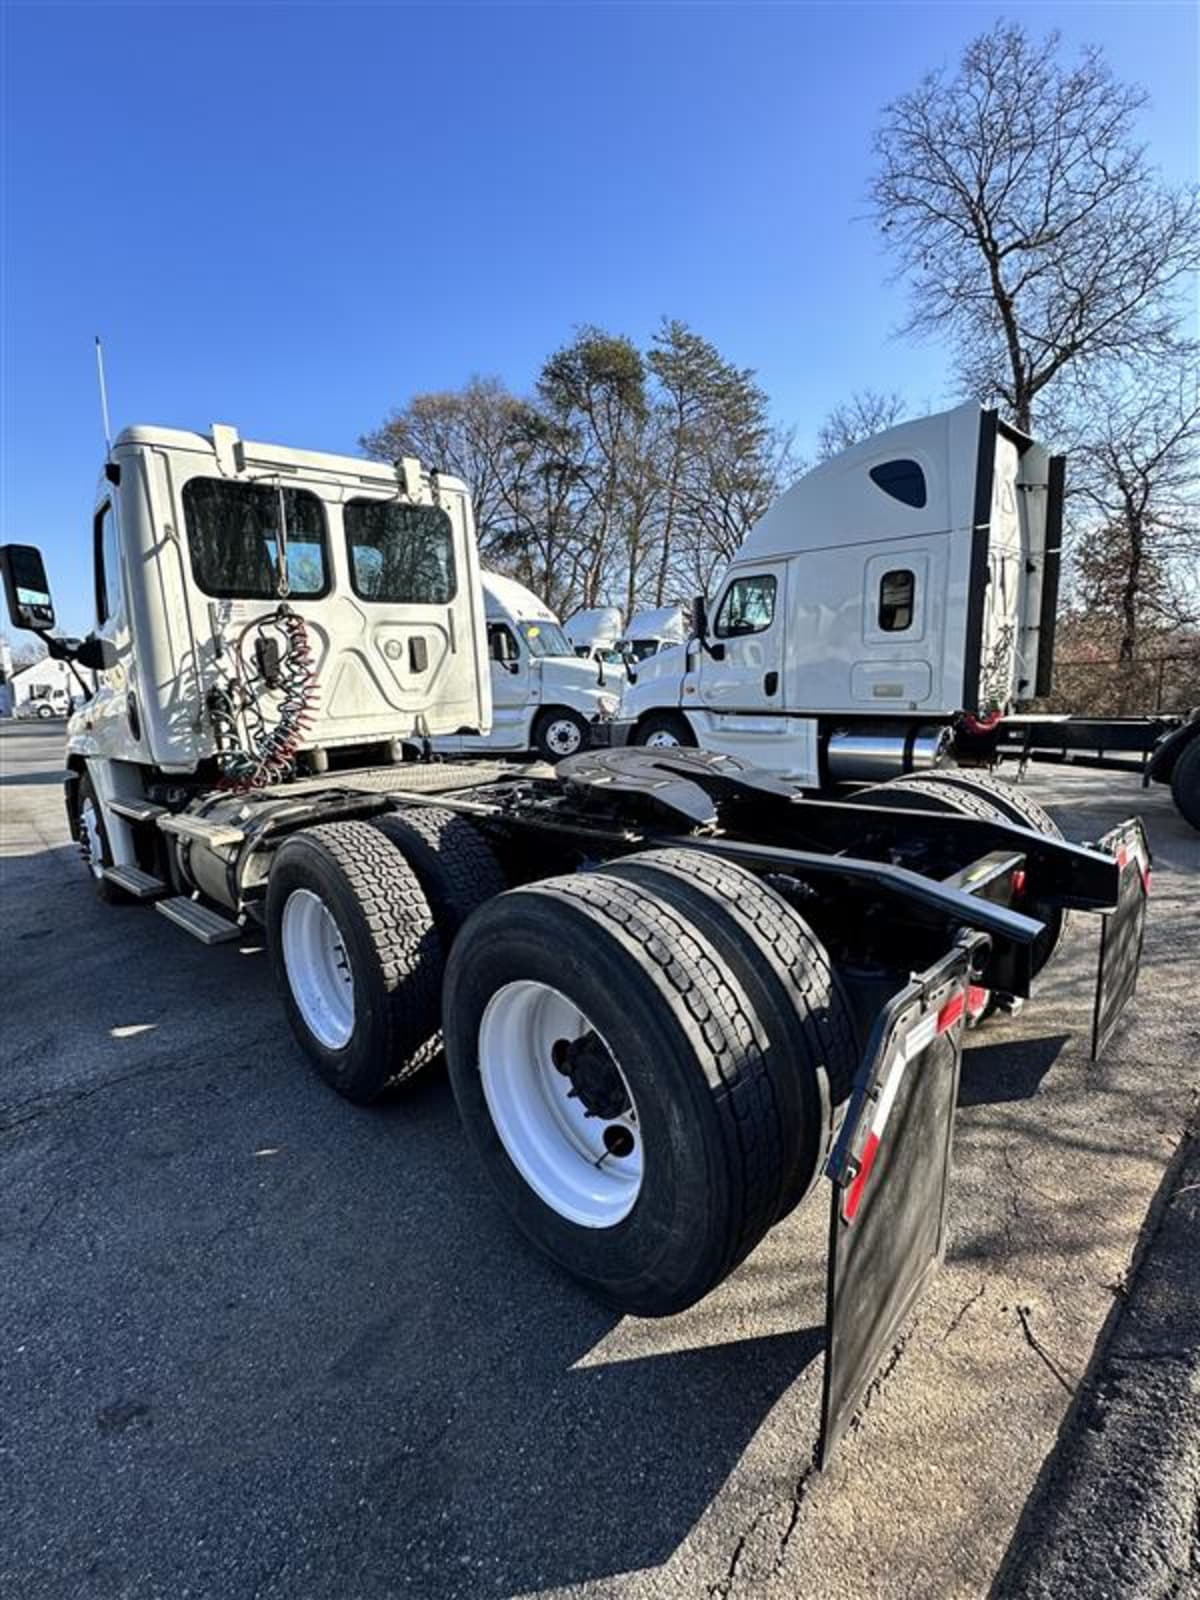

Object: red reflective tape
[966,984,990,1018]
[843,1132,881,1223]
[937,991,966,1033]
[1011,868,1027,897]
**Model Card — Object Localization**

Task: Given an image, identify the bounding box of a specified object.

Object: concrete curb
[992,1113,1200,1599]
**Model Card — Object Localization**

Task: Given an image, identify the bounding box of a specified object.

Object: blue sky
[2,0,1196,634]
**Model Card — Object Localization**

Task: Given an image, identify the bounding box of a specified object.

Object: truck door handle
[764,671,778,696]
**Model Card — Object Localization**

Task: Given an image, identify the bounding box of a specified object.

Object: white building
[7,654,75,716]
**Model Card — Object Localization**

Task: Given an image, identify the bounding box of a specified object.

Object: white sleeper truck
[1,410,1152,1465]
[620,403,1200,826]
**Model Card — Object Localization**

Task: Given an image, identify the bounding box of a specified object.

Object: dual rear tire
[443,851,856,1316]
[268,817,857,1317]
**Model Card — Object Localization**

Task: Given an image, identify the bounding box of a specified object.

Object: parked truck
[619,403,1200,826]
[0,409,1151,1464]
[437,572,622,760]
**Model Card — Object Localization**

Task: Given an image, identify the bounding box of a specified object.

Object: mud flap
[1091,818,1151,1060]
[818,932,990,1468]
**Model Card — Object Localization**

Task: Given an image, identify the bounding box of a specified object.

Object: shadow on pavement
[958,1034,1068,1108]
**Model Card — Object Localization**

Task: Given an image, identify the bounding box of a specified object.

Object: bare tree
[872,23,1199,431]
[816,390,907,459]
[1070,360,1200,674]
[360,377,526,551]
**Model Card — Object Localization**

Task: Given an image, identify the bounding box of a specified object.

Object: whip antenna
[94,336,113,455]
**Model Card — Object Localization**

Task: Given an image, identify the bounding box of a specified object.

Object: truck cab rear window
[879,569,915,631]
[183,479,329,599]
[344,500,456,604]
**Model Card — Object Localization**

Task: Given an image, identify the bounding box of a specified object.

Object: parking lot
[2,720,1197,1600]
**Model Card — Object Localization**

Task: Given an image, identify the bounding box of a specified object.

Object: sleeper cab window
[344,499,457,604]
[878,568,916,632]
[183,478,330,599]
[715,574,777,638]
[869,458,927,509]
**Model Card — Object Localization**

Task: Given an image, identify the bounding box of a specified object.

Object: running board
[158,814,246,849]
[155,896,243,944]
[102,865,168,899]
[108,797,168,824]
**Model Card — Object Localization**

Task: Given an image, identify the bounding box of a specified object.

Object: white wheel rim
[281,888,355,1050]
[545,718,584,756]
[645,729,680,748]
[478,980,643,1228]
[80,798,105,879]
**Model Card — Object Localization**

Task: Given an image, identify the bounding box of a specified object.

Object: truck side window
[344,500,457,604]
[879,569,915,631]
[869,459,927,509]
[94,502,123,624]
[183,479,329,599]
[488,623,519,664]
[715,575,777,638]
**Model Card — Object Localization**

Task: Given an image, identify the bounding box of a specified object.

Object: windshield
[518,620,574,658]
[625,639,662,662]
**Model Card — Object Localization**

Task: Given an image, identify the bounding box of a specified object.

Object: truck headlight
[597,694,619,719]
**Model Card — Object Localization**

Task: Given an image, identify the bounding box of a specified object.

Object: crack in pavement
[943,1280,986,1341]
[0,1051,255,1133]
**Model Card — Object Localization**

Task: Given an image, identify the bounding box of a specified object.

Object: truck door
[689,562,805,771]
[88,498,140,758]
[454,621,530,751]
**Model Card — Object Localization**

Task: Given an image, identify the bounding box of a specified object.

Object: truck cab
[621,403,1061,784]
[437,571,622,761]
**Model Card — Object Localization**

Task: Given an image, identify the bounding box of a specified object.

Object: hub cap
[478,980,643,1227]
[544,718,584,757]
[281,888,355,1050]
[644,729,681,749]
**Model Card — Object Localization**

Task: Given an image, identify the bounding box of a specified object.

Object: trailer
[0,411,1152,1465]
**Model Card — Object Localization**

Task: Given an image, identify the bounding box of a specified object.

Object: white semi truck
[0,409,1152,1464]
[437,572,622,761]
[618,403,1200,827]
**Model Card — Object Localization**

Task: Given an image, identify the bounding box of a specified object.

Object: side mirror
[690,592,726,661]
[0,544,56,633]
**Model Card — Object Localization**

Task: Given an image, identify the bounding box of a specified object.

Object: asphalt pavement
[2,723,1197,1600]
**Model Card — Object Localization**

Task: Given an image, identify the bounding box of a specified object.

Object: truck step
[108,797,168,823]
[102,865,168,899]
[155,896,243,945]
[158,814,246,849]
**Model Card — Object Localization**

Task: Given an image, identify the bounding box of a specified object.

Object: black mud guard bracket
[1091,817,1151,1060]
[818,930,990,1468]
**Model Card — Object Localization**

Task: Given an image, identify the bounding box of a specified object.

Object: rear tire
[1169,736,1200,830]
[266,820,443,1103]
[633,712,697,749]
[444,872,790,1316]
[602,847,857,1218]
[865,773,1067,977]
[371,807,506,945]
